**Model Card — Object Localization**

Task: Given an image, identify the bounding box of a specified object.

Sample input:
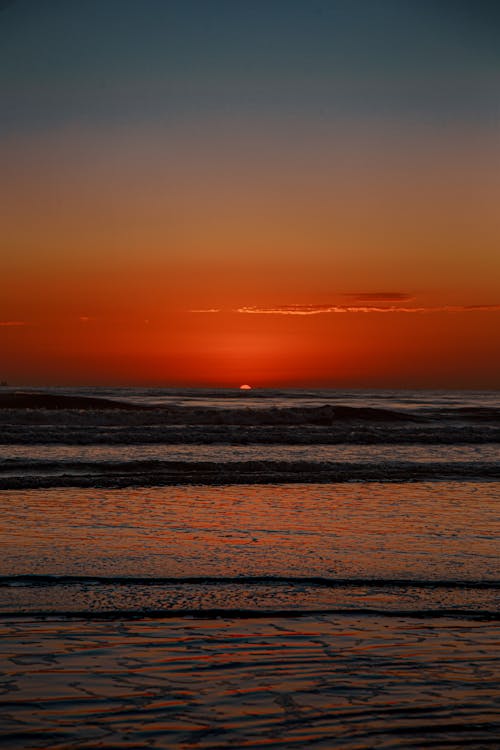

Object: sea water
[0,388,498,748]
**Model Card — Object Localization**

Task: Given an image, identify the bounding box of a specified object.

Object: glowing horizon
[1,1,499,388]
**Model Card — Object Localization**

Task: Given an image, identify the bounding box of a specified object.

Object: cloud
[237,305,345,315]
[189,303,500,316]
[0,320,27,326]
[235,304,500,315]
[462,304,500,311]
[343,292,414,302]
[189,308,221,314]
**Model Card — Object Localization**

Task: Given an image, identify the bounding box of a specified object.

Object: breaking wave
[1,575,498,621]
[1,459,498,489]
[2,574,499,588]
[1,392,498,447]
[2,607,498,620]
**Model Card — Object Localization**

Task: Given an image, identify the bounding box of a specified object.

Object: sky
[1,0,499,387]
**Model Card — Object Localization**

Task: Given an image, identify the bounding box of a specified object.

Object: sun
[239,384,252,390]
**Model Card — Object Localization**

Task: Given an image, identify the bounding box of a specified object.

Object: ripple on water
[1,615,499,749]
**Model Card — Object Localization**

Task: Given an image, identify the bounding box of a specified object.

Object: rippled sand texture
[1,616,499,749]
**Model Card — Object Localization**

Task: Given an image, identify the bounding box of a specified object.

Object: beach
[0,388,499,748]
[2,615,499,749]
[3,0,500,744]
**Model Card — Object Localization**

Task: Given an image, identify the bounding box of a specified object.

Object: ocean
[0,387,499,748]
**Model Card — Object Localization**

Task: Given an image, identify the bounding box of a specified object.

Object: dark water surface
[2,616,499,749]
[0,389,498,748]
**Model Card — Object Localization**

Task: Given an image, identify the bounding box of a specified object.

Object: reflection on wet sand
[1,481,498,747]
[1,483,498,581]
[1,615,499,749]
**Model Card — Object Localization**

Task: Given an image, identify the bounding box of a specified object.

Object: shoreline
[2,614,499,749]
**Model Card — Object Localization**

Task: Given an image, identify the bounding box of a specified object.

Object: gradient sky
[1,0,499,387]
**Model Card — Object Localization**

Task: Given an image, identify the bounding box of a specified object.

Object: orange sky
[1,2,499,388]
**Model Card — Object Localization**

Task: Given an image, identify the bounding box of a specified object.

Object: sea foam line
[0,461,499,489]
[0,607,498,621]
[1,574,499,589]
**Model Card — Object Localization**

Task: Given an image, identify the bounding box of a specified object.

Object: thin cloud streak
[235,304,500,315]
[188,308,221,314]
[0,320,27,326]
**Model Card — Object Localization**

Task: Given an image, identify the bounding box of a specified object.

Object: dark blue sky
[1,0,499,132]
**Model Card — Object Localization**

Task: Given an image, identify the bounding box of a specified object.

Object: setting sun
[1,4,498,748]
[0,0,498,392]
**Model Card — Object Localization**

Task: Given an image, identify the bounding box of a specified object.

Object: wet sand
[1,483,497,582]
[1,614,499,749]
[1,480,498,747]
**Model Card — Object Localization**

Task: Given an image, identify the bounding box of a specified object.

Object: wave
[0,392,144,410]
[1,607,498,621]
[1,394,498,449]
[3,392,500,423]
[2,574,499,588]
[2,443,496,464]
[0,394,422,422]
[1,459,498,489]
[2,424,499,445]
[1,456,498,472]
